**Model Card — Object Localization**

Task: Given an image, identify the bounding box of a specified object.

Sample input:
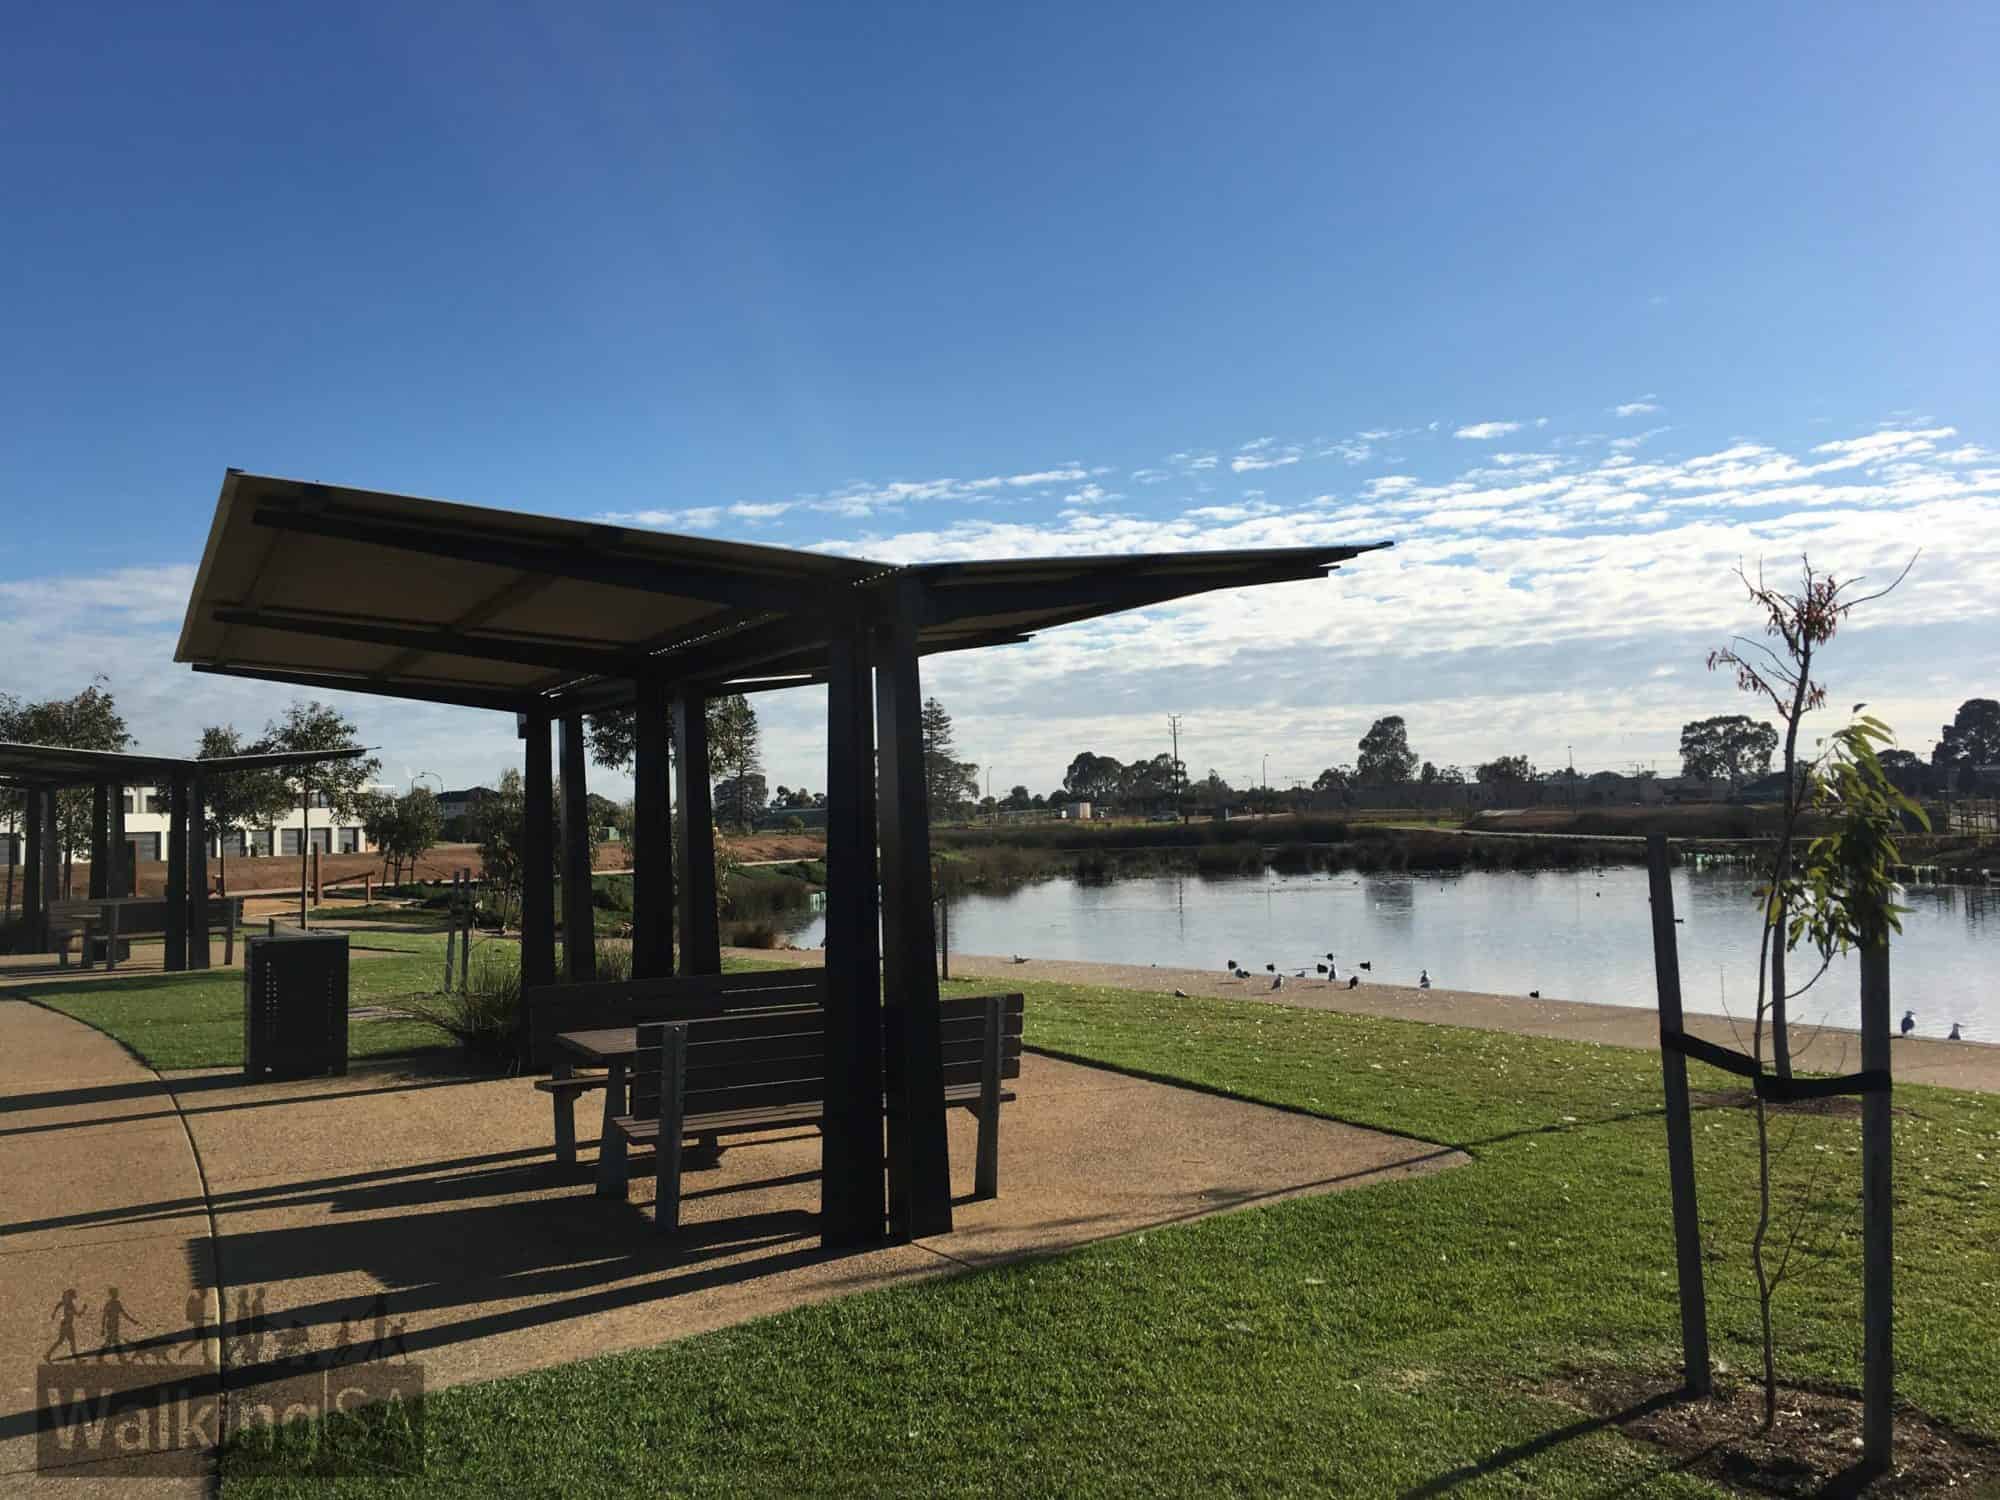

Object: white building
[117,784,389,862]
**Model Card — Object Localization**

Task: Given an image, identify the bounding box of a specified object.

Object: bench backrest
[47,898,184,937]
[524,967,829,1069]
[629,991,1025,1121]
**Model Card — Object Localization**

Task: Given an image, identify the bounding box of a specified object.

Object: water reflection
[788,866,1998,1041]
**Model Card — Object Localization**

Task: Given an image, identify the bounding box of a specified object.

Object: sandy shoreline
[728,946,2000,1096]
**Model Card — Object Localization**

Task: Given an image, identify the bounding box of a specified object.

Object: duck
[1900,1009,1916,1037]
[1347,975,1360,989]
[1949,1022,1963,1041]
[1529,990,1541,999]
[1419,969,1431,990]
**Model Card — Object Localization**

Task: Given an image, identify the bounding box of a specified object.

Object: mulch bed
[1546,1367,2000,1496]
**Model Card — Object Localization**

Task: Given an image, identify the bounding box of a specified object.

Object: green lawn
[213,974,1998,1497]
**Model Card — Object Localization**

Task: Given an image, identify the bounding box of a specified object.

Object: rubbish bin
[243,931,349,1079]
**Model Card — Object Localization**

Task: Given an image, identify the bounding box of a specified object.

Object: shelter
[0,741,372,967]
[175,468,1388,1247]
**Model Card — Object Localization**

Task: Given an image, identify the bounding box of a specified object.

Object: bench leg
[550,1061,578,1168]
[595,1061,629,1199]
[974,996,1002,1200]
[685,1132,723,1171]
[656,1026,687,1237]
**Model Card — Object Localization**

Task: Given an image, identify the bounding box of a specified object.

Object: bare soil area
[1548,1367,2000,1497]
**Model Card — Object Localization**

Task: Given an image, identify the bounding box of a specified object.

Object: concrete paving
[0,999,215,1496]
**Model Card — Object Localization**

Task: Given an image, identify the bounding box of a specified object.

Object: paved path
[738,947,2000,1095]
[0,999,215,1495]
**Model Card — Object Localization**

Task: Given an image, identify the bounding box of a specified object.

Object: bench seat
[610,1081,1018,1145]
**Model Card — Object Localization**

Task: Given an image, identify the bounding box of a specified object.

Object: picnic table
[551,1027,651,1196]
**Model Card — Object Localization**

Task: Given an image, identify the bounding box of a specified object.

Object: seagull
[1900,1010,1915,1037]
[1949,1022,1963,1041]
[1419,969,1431,990]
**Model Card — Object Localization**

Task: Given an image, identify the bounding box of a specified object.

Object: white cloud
[1454,421,1521,440]
[1610,426,1670,452]
[1613,396,1661,417]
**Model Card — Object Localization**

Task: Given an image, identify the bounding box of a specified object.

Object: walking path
[0,999,215,1494]
[740,948,2000,1095]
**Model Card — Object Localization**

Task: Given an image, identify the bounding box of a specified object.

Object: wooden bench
[45,896,242,969]
[605,992,1025,1237]
[525,968,830,1167]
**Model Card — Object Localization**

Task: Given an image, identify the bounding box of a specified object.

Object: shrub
[400,948,523,1065]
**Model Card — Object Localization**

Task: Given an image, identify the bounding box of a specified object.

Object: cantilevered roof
[0,742,372,790]
[176,470,1389,714]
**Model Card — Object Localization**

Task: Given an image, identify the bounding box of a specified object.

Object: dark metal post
[1860,940,1894,1472]
[108,785,128,897]
[559,714,595,982]
[22,790,46,949]
[89,784,109,899]
[164,777,189,971]
[820,628,885,1248]
[875,587,953,1241]
[521,711,557,995]
[39,791,61,945]
[631,674,675,978]
[187,772,210,970]
[672,689,721,974]
[1645,834,1710,1394]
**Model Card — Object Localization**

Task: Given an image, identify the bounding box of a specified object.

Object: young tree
[1475,754,1535,783]
[473,769,531,927]
[1355,715,1418,783]
[1678,714,1780,789]
[364,787,442,885]
[197,725,293,895]
[258,701,380,926]
[1709,557,1920,1434]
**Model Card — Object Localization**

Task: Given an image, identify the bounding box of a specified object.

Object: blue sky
[4,2,1996,795]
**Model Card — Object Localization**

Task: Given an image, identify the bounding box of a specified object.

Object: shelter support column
[875,587,953,1241]
[821,628,885,1248]
[672,690,721,975]
[108,785,128,897]
[559,714,595,982]
[164,776,188,971]
[631,674,675,979]
[22,790,46,950]
[188,772,209,970]
[89,785,109,900]
[520,712,557,996]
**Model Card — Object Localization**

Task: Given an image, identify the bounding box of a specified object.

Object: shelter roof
[0,741,372,790]
[175,470,1390,713]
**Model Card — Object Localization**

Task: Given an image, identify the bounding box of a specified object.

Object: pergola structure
[175,469,1388,1246]
[0,741,372,967]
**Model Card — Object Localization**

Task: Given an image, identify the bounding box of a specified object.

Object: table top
[555,1028,640,1064]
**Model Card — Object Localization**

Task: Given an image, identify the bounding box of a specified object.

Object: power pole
[1168,714,1184,822]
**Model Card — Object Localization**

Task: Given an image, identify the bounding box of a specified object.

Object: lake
[785,865,1999,1042]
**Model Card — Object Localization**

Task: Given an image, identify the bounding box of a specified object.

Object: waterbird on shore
[1950,1022,1963,1041]
[1226,959,1237,971]
[1901,1010,1916,1037]
[1347,975,1360,989]
[1358,961,1372,971]
[1271,976,1284,990]
[1010,955,1028,964]
[1174,989,1190,998]
[1419,969,1431,990]
[1529,990,1541,999]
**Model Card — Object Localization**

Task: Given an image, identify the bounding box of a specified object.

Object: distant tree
[919,699,981,816]
[1002,784,1032,811]
[1931,698,2000,785]
[1355,716,1418,783]
[1312,765,1351,792]
[258,701,381,926]
[1877,748,1934,799]
[13,681,133,898]
[707,696,762,822]
[1475,754,1536,783]
[713,772,769,828]
[586,694,758,773]
[1062,752,1125,804]
[1433,764,1467,785]
[383,788,443,884]
[1678,714,1780,789]
[197,725,293,892]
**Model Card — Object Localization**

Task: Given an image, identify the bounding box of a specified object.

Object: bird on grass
[1900,1010,1916,1037]
[1949,1022,1963,1041]
[1271,976,1284,991]
[1174,988,1191,998]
